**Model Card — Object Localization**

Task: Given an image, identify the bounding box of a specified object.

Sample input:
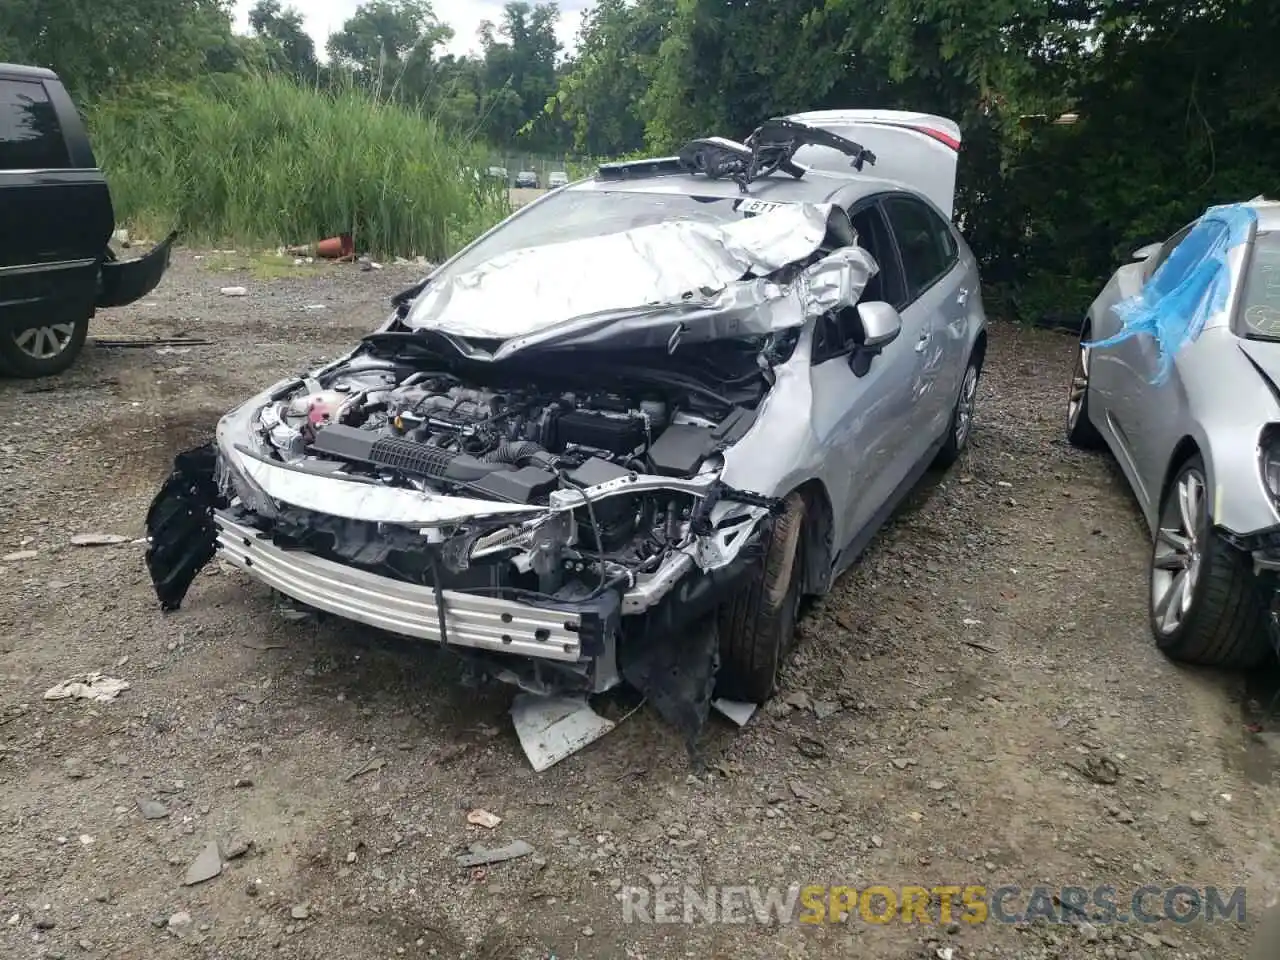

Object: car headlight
[1258,424,1280,500]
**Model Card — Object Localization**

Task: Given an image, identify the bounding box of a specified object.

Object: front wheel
[716,492,806,703]
[0,318,89,378]
[1150,455,1271,668]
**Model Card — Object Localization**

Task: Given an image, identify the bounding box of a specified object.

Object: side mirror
[1131,242,1162,261]
[857,301,902,349]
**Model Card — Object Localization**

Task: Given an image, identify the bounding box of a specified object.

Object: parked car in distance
[0,63,176,377]
[1066,197,1280,668]
[514,170,540,189]
[486,166,508,185]
[146,110,987,725]
[548,171,569,189]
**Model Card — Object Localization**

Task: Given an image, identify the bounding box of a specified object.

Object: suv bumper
[97,231,178,309]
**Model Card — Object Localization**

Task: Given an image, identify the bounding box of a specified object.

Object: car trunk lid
[784,109,962,219]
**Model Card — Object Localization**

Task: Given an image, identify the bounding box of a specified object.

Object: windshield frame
[1234,229,1280,343]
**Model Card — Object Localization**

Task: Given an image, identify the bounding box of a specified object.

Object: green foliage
[87,74,509,258]
[0,0,243,96]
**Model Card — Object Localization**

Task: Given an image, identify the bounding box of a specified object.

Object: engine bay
[244,347,767,567]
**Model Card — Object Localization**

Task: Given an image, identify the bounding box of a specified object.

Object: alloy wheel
[13,323,77,361]
[954,364,979,447]
[1067,340,1090,430]
[1151,468,1206,636]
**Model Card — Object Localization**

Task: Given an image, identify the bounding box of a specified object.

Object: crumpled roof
[403,203,840,340]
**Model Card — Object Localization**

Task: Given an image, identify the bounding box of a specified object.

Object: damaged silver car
[145,111,988,734]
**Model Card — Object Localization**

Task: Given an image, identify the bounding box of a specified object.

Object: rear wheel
[934,354,980,469]
[1066,323,1104,448]
[1150,455,1271,668]
[716,492,806,703]
[0,317,89,378]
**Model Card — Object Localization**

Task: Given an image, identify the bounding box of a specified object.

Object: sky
[231,0,593,60]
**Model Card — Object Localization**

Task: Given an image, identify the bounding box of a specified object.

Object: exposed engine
[251,364,748,561]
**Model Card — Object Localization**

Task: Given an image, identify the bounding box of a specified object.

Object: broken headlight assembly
[1260,425,1280,504]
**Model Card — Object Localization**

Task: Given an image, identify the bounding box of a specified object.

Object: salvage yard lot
[1,251,1278,959]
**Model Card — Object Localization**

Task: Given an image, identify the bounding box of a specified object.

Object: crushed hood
[403,202,841,340]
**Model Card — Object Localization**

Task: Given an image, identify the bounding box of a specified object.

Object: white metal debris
[510,693,616,772]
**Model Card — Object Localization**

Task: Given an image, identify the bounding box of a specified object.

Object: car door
[1106,216,1230,503]
[880,193,968,441]
[808,199,926,551]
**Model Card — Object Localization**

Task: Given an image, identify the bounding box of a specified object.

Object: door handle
[956,288,970,306]
[915,331,931,353]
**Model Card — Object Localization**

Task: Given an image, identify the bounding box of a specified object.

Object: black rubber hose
[482,440,550,466]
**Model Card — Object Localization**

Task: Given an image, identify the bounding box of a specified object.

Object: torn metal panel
[403,203,836,340]
[1088,202,1258,384]
[511,694,617,771]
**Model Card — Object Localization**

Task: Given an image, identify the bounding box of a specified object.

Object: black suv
[0,63,176,377]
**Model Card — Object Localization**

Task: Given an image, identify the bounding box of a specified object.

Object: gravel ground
[1,250,1279,960]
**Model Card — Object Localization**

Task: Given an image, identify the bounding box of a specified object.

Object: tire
[1150,454,1272,668]
[0,317,89,378]
[716,491,806,703]
[1066,322,1104,449]
[933,353,981,469]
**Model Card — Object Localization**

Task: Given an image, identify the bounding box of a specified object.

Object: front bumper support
[214,511,590,663]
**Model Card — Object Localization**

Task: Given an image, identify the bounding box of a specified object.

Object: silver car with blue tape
[1066,197,1280,668]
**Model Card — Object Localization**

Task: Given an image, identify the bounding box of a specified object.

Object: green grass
[199,249,325,279]
[88,74,510,260]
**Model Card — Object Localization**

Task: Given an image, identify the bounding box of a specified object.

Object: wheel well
[972,329,988,372]
[1160,437,1202,510]
[794,479,833,594]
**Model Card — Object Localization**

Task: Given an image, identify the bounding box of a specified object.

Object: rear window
[1240,232,1280,340]
[0,79,68,171]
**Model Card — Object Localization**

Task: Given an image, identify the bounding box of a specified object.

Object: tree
[553,0,674,155]
[476,2,562,149]
[0,0,242,95]
[325,0,453,93]
[248,0,318,81]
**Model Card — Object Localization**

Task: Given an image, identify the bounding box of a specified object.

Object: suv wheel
[716,492,806,703]
[0,318,89,378]
[1151,455,1271,667]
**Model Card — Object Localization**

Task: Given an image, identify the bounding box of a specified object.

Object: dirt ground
[1,251,1278,960]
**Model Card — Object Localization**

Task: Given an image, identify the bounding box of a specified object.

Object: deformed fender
[145,443,224,610]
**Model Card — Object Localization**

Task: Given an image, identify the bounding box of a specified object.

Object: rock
[1189,811,1209,826]
[813,700,839,720]
[891,758,912,770]
[816,830,837,841]
[64,758,88,779]
[167,911,192,934]
[69,533,129,547]
[138,798,169,820]
[1079,921,1099,942]
[927,779,947,791]
[34,917,56,930]
[582,925,594,937]
[220,286,248,296]
[870,835,883,848]
[290,905,309,920]
[183,841,223,885]
[92,889,110,903]
[1140,932,1163,949]
[223,838,251,860]
[1,550,38,562]
[783,691,812,711]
